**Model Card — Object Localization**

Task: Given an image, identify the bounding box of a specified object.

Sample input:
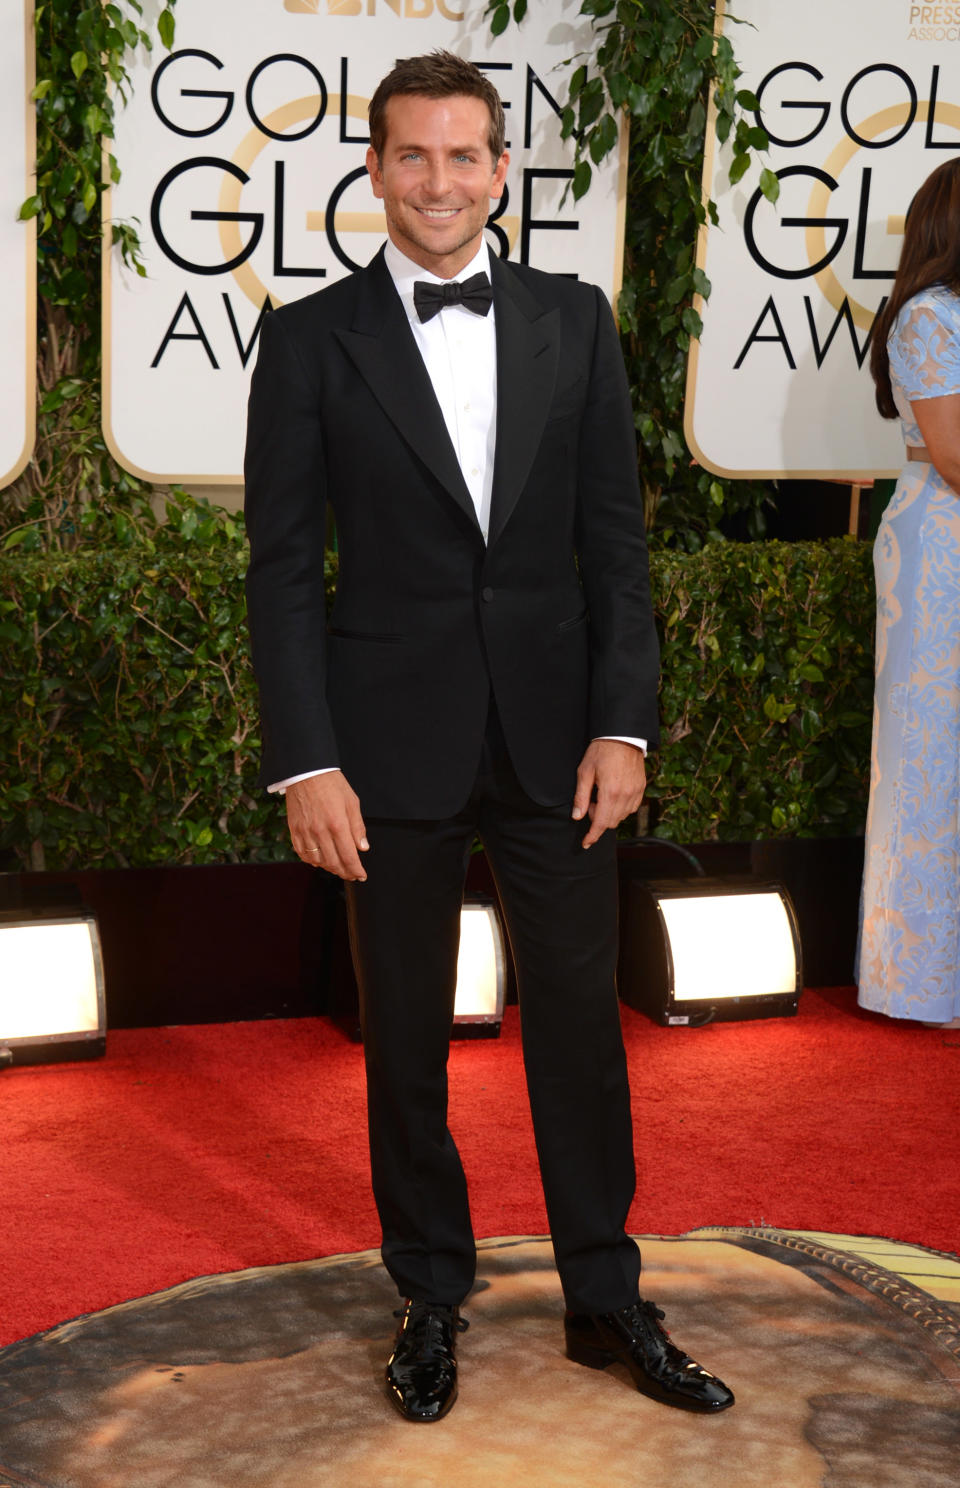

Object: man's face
[366,92,508,279]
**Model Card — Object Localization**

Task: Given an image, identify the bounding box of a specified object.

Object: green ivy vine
[3,0,177,553]
[489,0,780,550]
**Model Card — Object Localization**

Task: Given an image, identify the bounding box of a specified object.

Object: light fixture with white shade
[325,887,508,1040]
[453,895,506,1037]
[0,907,106,1066]
[618,877,802,1025]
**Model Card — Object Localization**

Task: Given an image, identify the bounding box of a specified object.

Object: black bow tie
[413,272,493,323]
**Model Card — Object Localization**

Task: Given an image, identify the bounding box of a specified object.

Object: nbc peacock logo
[283,0,465,17]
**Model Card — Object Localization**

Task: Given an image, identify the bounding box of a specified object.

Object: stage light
[453,895,506,1038]
[0,908,106,1066]
[618,877,802,1025]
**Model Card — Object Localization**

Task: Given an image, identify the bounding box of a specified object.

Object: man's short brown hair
[368,50,506,163]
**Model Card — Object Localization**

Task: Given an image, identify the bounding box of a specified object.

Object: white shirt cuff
[596,735,647,754]
[267,767,340,795]
[269,738,646,795]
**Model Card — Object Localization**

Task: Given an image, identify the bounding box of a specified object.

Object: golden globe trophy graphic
[685,0,959,480]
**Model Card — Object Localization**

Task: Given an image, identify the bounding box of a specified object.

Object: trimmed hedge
[649,538,874,841]
[0,517,875,869]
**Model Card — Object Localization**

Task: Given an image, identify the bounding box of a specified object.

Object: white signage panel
[1,0,36,489]
[104,0,628,484]
[686,0,960,478]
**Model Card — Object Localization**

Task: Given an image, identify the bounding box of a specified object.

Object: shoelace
[621,1300,713,1382]
[622,1299,668,1336]
[625,1303,714,1380]
[393,1303,469,1360]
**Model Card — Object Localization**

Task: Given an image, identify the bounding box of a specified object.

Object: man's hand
[286,771,369,880]
[572,740,646,849]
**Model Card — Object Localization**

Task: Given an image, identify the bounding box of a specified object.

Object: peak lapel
[333,249,481,536]
[488,258,560,548]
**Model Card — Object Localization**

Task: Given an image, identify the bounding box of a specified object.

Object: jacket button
[481,586,494,602]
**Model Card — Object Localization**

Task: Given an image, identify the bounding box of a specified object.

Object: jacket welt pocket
[327,627,404,643]
[557,609,588,633]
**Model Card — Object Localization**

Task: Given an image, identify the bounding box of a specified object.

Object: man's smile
[366,93,508,276]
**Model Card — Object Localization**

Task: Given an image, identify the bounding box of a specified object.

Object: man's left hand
[572,740,646,848]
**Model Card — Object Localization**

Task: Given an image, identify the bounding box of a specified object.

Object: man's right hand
[285,771,369,881]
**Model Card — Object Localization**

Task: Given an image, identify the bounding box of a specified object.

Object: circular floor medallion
[1,1230,958,1488]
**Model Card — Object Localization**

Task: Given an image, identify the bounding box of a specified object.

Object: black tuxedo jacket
[244,246,659,819]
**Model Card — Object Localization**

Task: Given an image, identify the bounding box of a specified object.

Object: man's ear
[366,146,384,199]
[490,151,509,202]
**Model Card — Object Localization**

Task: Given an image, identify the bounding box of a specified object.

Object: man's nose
[424,161,452,197]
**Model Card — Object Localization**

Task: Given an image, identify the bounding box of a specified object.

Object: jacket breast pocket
[557,609,588,633]
[327,627,404,644]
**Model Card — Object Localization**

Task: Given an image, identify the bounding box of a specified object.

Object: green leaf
[728,153,751,185]
[512,0,527,20]
[71,51,88,80]
[588,114,619,165]
[489,4,509,36]
[760,168,780,205]
[607,72,629,110]
[18,195,41,220]
[158,7,175,49]
[627,84,654,120]
[572,159,592,201]
[686,99,706,143]
[578,80,605,130]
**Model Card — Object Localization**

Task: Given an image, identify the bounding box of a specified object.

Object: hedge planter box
[0,838,863,1031]
[1,537,874,873]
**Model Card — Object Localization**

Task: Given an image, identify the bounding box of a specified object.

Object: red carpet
[2,987,958,1347]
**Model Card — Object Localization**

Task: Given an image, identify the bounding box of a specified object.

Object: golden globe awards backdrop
[1,0,36,489]
[103,0,628,484]
[685,0,960,479]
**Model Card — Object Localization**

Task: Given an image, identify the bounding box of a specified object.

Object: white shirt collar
[384,238,491,319]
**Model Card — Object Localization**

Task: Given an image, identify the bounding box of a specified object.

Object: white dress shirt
[269,239,643,794]
[386,238,498,541]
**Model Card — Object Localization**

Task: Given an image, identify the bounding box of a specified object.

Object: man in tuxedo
[244,50,733,1421]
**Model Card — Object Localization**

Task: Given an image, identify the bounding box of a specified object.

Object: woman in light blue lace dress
[858,159,960,1027]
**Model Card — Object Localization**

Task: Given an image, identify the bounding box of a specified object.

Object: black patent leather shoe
[385,1300,468,1423]
[565,1299,734,1412]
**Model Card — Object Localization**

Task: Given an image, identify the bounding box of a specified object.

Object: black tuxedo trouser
[344,702,642,1315]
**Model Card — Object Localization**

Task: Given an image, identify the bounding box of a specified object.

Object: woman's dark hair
[871,157,960,419]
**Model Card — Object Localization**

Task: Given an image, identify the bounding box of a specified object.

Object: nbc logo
[283,0,464,17]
